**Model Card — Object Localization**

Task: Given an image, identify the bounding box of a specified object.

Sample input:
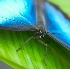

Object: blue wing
[0,0,36,31]
[44,2,70,49]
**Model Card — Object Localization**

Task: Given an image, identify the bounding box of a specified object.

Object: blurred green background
[0,0,70,69]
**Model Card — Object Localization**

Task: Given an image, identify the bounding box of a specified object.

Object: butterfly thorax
[35,0,46,38]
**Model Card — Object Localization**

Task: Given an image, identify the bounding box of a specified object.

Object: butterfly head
[34,29,46,38]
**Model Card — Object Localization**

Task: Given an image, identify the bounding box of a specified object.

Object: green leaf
[0,29,70,69]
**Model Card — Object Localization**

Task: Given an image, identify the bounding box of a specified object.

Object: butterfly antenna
[16,36,33,52]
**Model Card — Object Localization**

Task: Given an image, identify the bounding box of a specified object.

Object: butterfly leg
[38,39,48,66]
[16,36,33,51]
[47,32,63,36]
[38,39,47,46]
[44,47,47,66]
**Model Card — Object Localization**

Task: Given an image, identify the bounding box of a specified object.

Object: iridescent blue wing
[44,2,70,49]
[0,0,36,31]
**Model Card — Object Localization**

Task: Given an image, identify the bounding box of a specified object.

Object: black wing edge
[46,33,70,50]
[0,26,36,31]
[48,2,70,20]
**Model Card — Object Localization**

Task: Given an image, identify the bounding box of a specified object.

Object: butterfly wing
[0,0,36,31]
[43,2,70,49]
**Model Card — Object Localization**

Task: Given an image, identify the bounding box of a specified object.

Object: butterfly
[0,0,70,50]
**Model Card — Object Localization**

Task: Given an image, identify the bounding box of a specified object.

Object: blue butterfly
[0,0,70,50]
